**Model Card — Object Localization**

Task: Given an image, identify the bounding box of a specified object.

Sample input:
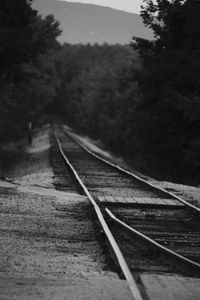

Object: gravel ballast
[0,125,132,299]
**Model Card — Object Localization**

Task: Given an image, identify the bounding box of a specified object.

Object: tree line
[1,0,200,182]
[132,0,200,181]
[52,0,200,182]
[0,0,61,141]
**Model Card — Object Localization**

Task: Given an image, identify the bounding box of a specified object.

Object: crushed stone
[0,124,133,299]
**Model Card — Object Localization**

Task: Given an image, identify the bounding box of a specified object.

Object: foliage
[0,0,61,141]
[53,43,139,141]
[131,0,200,180]
[0,0,36,80]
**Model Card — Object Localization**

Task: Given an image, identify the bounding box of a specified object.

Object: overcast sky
[60,0,143,14]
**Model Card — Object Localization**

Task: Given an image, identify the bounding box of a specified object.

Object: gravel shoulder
[0,124,132,300]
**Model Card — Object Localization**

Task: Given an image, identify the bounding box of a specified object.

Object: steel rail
[66,129,200,213]
[54,133,144,300]
[106,208,200,277]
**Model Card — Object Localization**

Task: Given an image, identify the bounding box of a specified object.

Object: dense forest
[1,0,200,183]
[0,0,61,141]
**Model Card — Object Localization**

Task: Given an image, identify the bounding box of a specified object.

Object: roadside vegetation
[0,0,200,183]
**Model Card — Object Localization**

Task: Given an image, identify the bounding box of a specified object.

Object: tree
[132,0,200,180]
[0,0,35,80]
[0,0,62,140]
[0,0,61,81]
[31,14,62,56]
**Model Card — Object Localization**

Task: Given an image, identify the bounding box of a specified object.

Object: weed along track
[51,125,200,299]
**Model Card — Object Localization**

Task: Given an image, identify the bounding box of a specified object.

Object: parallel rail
[52,126,200,298]
[66,128,200,214]
[54,134,143,300]
[106,208,200,276]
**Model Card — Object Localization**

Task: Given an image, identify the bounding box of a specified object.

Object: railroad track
[51,125,200,299]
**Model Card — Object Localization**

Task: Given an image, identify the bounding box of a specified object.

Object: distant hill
[33,0,153,44]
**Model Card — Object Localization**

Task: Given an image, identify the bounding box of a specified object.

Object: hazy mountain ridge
[33,0,153,44]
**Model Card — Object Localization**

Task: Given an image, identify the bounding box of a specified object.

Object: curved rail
[106,208,200,277]
[54,133,143,300]
[66,129,200,213]
[54,127,200,287]
[60,127,200,275]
